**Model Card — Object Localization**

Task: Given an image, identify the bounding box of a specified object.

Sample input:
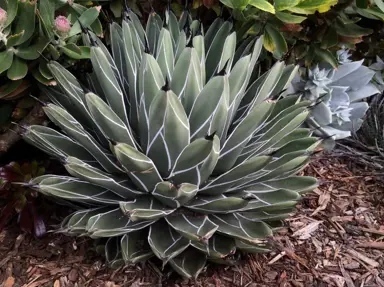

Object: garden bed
[0,154,383,287]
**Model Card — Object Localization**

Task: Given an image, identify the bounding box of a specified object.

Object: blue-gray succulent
[290,50,379,140]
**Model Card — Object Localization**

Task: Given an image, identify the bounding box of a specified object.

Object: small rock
[68,269,79,282]
[265,271,278,280]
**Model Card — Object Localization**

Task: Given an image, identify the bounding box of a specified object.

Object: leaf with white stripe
[200,156,272,196]
[152,182,198,208]
[110,22,130,97]
[43,104,123,173]
[147,88,190,176]
[191,234,236,258]
[186,194,248,214]
[193,34,206,86]
[210,213,273,245]
[37,176,123,205]
[171,47,203,114]
[169,248,207,279]
[105,237,125,269]
[59,207,106,235]
[249,176,318,194]
[218,32,237,74]
[189,75,230,140]
[148,220,190,266]
[155,28,175,81]
[138,52,165,149]
[204,18,225,57]
[175,30,187,62]
[64,157,143,199]
[122,19,140,130]
[113,143,163,192]
[205,21,232,79]
[166,215,218,242]
[91,47,129,125]
[168,134,220,186]
[85,93,136,147]
[86,208,154,238]
[121,231,153,264]
[165,9,180,51]
[146,12,162,54]
[239,189,300,212]
[48,62,107,145]
[216,101,274,173]
[126,9,146,55]
[238,108,310,162]
[235,239,271,253]
[119,197,174,222]
[23,125,96,164]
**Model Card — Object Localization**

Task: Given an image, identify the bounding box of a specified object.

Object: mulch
[0,154,383,287]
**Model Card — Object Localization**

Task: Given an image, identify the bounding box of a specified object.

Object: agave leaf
[43,104,123,173]
[47,62,108,145]
[121,231,153,264]
[59,207,105,235]
[205,21,233,79]
[171,47,203,114]
[119,197,174,221]
[166,215,218,242]
[147,89,190,176]
[218,32,237,73]
[86,208,154,238]
[126,9,146,52]
[38,176,124,204]
[204,18,224,50]
[191,234,236,258]
[169,135,220,186]
[85,92,136,147]
[169,248,207,279]
[235,239,271,253]
[91,47,129,125]
[138,53,165,148]
[155,28,175,81]
[210,213,273,245]
[175,31,187,63]
[186,194,248,213]
[146,12,162,54]
[250,176,318,194]
[200,156,272,196]
[113,143,163,192]
[23,126,96,164]
[64,157,143,199]
[110,22,130,96]
[122,20,140,130]
[216,101,274,173]
[152,182,198,208]
[239,109,310,161]
[193,34,206,86]
[189,75,230,140]
[148,220,190,266]
[105,237,125,269]
[239,189,300,211]
[165,9,180,51]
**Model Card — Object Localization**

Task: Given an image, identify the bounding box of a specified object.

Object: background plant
[0,160,47,237]
[0,0,106,157]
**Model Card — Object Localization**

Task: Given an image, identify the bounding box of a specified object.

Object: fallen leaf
[292,221,323,239]
[3,276,15,287]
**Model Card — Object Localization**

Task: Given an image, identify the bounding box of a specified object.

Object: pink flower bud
[55,16,71,35]
[0,8,7,27]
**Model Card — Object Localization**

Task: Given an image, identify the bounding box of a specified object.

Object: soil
[0,154,383,287]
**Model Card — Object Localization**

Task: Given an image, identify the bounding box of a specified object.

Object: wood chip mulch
[0,155,383,287]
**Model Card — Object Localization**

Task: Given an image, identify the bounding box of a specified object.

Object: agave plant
[23,8,319,278]
[289,49,380,140]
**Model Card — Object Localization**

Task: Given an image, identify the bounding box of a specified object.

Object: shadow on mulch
[0,155,383,287]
